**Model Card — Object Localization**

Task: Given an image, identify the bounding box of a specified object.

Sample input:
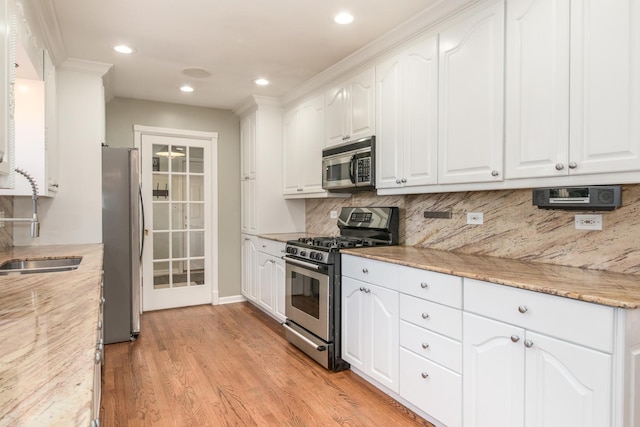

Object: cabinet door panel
[570,0,640,174]
[463,313,525,427]
[341,277,367,371]
[282,108,300,194]
[404,35,438,186]
[257,252,274,312]
[325,85,346,147]
[300,95,325,192]
[524,331,612,427]
[438,1,504,184]
[368,283,399,392]
[376,54,403,189]
[505,0,570,179]
[348,68,375,141]
[274,258,286,322]
[240,113,256,178]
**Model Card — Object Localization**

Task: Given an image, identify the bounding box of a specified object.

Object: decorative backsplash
[0,196,13,248]
[306,185,640,275]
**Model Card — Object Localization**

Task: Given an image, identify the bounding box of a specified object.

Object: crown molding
[59,58,113,77]
[280,0,481,108]
[30,0,67,66]
[233,95,282,117]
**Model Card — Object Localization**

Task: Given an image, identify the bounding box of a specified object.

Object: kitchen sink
[0,257,82,275]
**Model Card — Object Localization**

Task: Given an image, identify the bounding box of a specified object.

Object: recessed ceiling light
[113,45,134,54]
[182,67,212,78]
[334,12,354,25]
[254,78,269,86]
[180,85,194,93]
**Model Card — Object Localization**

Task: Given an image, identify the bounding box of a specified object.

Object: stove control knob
[310,252,320,260]
[300,251,307,257]
[287,247,297,255]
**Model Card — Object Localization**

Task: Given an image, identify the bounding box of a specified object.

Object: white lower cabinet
[254,238,286,322]
[241,234,257,302]
[463,279,614,427]
[342,273,399,393]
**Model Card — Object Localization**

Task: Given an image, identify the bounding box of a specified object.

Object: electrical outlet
[575,214,602,230]
[330,210,338,219]
[467,212,484,225]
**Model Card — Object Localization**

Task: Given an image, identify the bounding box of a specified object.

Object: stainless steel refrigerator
[102,146,142,344]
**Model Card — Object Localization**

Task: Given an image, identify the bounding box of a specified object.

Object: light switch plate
[467,212,484,225]
[575,214,602,230]
[330,211,338,219]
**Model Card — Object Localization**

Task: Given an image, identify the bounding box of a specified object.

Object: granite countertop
[341,246,640,309]
[0,244,104,426]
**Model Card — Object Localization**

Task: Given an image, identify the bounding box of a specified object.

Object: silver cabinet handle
[362,268,368,274]
[518,305,528,314]
[97,321,102,330]
[297,188,303,192]
[95,351,102,364]
[555,163,564,170]
[420,282,429,289]
[421,312,430,319]
[524,340,534,348]
[491,170,499,177]
[421,372,429,379]
[569,162,577,169]
[511,335,520,343]
[421,342,430,349]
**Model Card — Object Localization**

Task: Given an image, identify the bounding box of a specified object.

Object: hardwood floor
[101,302,435,426]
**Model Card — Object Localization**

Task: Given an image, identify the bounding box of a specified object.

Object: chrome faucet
[0,168,40,237]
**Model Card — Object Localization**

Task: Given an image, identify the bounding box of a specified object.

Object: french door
[135,126,218,311]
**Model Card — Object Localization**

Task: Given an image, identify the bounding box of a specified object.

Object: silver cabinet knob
[420,282,429,289]
[524,340,534,348]
[421,372,429,379]
[362,268,368,274]
[569,162,577,169]
[359,287,365,292]
[421,342,430,349]
[511,335,520,343]
[364,288,371,294]
[491,170,499,177]
[297,188,303,192]
[401,178,407,183]
[518,305,528,314]
[421,312,430,319]
[555,163,564,170]
[395,179,401,184]
[95,351,102,364]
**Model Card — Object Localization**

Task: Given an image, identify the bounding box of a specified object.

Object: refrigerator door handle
[139,184,145,261]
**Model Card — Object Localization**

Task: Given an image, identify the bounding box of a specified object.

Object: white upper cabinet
[283,93,326,197]
[376,34,439,190]
[240,112,256,180]
[0,0,14,183]
[506,0,640,179]
[438,0,505,185]
[569,0,640,175]
[505,0,570,179]
[325,67,375,147]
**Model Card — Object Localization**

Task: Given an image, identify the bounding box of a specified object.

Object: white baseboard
[215,294,246,305]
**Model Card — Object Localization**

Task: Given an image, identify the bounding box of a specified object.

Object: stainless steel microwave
[321,136,375,192]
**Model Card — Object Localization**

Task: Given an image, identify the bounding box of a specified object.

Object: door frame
[133,125,219,309]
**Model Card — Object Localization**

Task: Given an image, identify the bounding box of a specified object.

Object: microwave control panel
[357,158,371,183]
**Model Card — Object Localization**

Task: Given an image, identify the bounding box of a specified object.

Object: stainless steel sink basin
[0,256,82,275]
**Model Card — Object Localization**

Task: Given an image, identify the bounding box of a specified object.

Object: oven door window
[285,263,330,341]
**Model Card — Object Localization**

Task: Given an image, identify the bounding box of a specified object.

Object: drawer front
[400,348,462,427]
[399,266,463,308]
[400,294,462,341]
[400,320,462,373]
[342,254,398,290]
[257,238,285,258]
[464,279,614,353]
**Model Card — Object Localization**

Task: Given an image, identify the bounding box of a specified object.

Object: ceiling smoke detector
[182,68,212,78]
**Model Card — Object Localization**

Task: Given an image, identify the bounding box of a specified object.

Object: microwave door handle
[349,154,356,184]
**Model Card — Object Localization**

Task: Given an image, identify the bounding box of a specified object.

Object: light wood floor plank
[101,302,435,426]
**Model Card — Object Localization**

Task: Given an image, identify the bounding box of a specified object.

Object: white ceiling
[43,0,461,110]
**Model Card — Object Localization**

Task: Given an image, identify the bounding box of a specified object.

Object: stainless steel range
[283,207,399,371]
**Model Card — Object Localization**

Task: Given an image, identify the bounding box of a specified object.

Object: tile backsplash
[306,185,640,274]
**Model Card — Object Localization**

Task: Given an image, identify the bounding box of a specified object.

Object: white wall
[14,63,108,245]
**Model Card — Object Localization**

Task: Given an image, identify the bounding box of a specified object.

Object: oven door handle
[284,256,326,272]
[282,322,327,352]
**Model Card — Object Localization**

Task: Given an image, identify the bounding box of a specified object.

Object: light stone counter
[0,244,104,426]
[258,232,322,243]
[341,246,640,309]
